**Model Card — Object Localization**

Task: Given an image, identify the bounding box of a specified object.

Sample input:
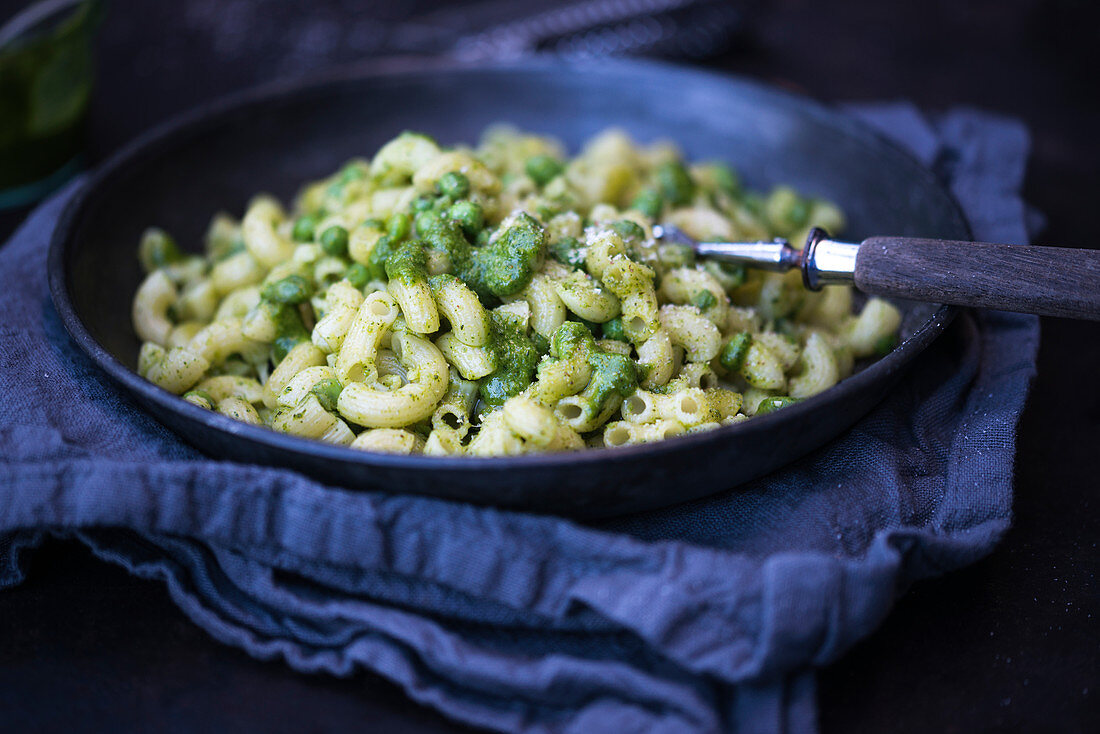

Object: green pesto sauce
[655,161,695,207]
[550,320,593,360]
[418,212,545,302]
[530,332,550,355]
[549,321,637,414]
[384,240,429,286]
[548,235,586,270]
[610,219,645,246]
[584,351,637,412]
[478,312,540,407]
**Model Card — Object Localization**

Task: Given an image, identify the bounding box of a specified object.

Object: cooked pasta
[131,126,902,455]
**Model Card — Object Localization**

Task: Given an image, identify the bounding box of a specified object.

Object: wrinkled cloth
[0,105,1038,734]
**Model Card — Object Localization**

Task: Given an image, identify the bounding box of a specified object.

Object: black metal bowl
[48,57,967,518]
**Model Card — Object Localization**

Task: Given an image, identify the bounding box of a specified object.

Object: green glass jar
[0,0,101,209]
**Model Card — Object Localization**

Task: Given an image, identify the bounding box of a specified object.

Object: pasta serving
[131,126,901,455]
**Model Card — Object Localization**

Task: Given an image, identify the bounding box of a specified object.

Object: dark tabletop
[1,0,1097,732]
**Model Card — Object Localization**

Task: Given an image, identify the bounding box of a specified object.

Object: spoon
[653,225,1100,320]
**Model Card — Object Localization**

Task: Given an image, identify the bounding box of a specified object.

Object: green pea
[475,229,492,247]
[691,290,717,311]
[320,225,349,256]
[345,262,369,288]
[414,210,442,239]
[525,154,564,186]
[387,213,411,241]
[412,195,435,212]
[310,378,344,412]
[631,187,663,219]
[261,275,313,305]
[655,161,695,207]
[438,171,470,199]
[448,200,484,237]
[138,228,183,272]
[366,235,395,281]
[292,215,317,242]
[362,218,385,230]
[601,317,628,343]
[719,332,752,371]
[755,396,800,415]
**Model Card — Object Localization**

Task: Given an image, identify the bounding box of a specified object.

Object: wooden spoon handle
[855,237,1100,320]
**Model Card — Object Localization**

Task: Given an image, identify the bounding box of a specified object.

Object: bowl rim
[47,54,969,475]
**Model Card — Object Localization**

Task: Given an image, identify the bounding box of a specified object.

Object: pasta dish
[131,127,900,455]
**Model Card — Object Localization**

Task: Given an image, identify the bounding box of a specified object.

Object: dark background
[1,0,1097,731]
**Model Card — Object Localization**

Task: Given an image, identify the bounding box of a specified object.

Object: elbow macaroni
[130,127,902,455]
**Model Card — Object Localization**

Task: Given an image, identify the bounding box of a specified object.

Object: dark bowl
[48,57,968,518]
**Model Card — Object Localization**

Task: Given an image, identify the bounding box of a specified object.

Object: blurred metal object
[655,223,851,288]
[654,223,803,272]
[801,229,862,288]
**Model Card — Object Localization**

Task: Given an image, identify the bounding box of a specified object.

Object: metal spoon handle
[853,236,1100,320]
[679,223,1100,320]
[694,240,802,271]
